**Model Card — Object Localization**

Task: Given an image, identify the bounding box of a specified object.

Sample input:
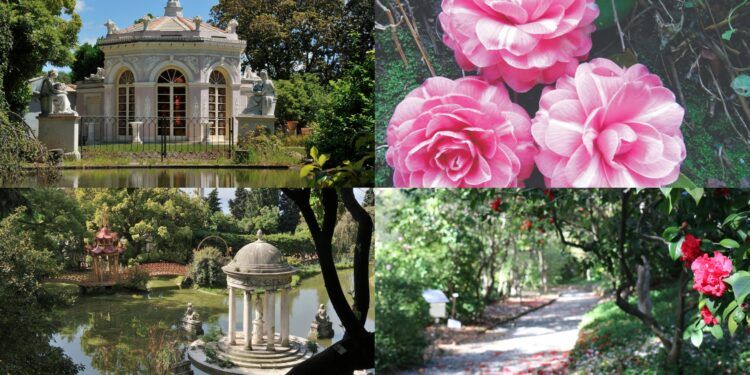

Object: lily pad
[595,0,637,30]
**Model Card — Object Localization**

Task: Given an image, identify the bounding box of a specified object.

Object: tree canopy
[70,43,104,83]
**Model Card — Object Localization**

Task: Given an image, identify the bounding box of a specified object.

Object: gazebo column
[265,290,276,351]
[228,287,236,345]
[243,289,252,350]
[252,293,264,345]
[280,287,290,346]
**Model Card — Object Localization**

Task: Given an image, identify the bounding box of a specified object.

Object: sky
[181,189,369,214]
[50,0,217,72]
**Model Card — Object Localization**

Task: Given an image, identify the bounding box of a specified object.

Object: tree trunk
[636,256,653,318]
[281,189,373,372]
[341,189,372,325]
[667,269,688,367]
[537,248,547,293]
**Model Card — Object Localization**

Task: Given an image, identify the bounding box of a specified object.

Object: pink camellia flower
[439,0,599,93]
[691,251,733,298]
[386,76,537,187]
[700,306,718,326]
[531,58,686,187]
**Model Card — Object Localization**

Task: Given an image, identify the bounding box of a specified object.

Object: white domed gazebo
[189,230,313,374]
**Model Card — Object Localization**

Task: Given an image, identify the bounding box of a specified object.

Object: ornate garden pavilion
[85,216,125,283]
[189,230,313,374]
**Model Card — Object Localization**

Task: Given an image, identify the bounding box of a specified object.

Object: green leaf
[732,75,750,97]
[671,174,698,189]
[709,324,724,339]
[719,238,740,249]
[728,315,738,335]
[722,300,738,321]
[310,146,319,160]
[733,308,746,324]
[317,154,330,167]
[662,226,681,241]
[668,237,685,261]
[723,213,742,227]
[690,328,703,347]
[722,29,735,41]
[725,271,750,305]
[299,164,316,178]
[685,188,704,205]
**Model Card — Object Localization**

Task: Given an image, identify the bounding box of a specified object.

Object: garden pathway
[404,288,599,374]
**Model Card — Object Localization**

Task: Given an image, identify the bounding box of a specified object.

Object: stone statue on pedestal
[244,70,276,116]
[40,70,77,116]
[308,304,334,339]
[182,302,204,335]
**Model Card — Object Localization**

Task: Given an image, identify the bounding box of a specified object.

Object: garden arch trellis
[196,235,232,257]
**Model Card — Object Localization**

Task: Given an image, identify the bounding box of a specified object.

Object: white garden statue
[40,70,77,116]
[245,70,276,116]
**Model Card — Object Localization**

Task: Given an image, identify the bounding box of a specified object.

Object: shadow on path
[402,289,599,374]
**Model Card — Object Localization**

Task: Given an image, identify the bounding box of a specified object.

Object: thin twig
[611,0,627,51]
[376,0,409,67]
[395,0,436,76]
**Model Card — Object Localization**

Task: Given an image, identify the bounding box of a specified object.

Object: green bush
[122,267,149,291]
[188,247,228,288]
[375,256,430,373]
[275,73,329,127]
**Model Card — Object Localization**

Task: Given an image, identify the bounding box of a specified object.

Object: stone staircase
[214,333,311,369]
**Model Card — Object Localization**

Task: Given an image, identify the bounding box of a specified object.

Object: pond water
[50,268,374,374]
[9,168,305,188]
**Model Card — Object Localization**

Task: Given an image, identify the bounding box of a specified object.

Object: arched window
[208,71,228,138]
[157,69,187,137]
[117,71,135,136]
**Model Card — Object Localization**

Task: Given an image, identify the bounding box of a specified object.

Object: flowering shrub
[531,58,686,187]
[662,191,750,347]
[439,0,599,92]
[386,77,537,187]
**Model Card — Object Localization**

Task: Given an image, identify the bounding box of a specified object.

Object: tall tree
[278,191,300,233]
[0,0,81,115]
[205,188,222,214]
[70,43,104,83]
[229,188,249,219]
[245,189,278,219]
[0,208,83,374]
[282,188,373,373]
[210,0,363,81]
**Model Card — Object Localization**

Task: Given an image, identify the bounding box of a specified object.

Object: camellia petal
[440,0,599,92]
[386,76,537,187]
[532,59,686,187]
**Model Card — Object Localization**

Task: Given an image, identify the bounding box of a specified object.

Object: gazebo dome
[223,230,296,276]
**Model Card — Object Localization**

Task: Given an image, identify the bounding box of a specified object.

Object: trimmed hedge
[193,231,316,258]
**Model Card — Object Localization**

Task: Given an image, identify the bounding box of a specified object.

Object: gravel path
[402,290,599,374]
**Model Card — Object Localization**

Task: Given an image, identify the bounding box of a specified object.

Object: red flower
[681,234,702,266]
[700,306,718,326]
[543,189,555,201]
[521,219,533,231]
[715,188,730,198]
[691,252,733,298]
[549,217,555,224]
[490,198,502,212]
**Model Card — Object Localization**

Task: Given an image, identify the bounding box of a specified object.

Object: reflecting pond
[50,267,374,374]
[9,168,305,188]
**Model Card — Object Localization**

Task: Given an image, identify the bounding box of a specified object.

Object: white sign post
[422,289,449,324]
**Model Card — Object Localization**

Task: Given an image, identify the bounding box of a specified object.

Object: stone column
[252,293,264,345]
[265,290,275,351]
[227,287,236,345]
[280,287,290,346]
[243,290,252,350]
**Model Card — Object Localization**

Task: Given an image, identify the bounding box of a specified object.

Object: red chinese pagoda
[85,211,125,282]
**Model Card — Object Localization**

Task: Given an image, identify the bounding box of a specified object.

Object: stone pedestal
[308,320,334,340]
[130,122,143,144]
[200,120,211,143]
[38,114,81,160]
[236,114,275,139]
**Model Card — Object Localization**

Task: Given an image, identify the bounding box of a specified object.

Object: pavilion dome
[222,230,296,275]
